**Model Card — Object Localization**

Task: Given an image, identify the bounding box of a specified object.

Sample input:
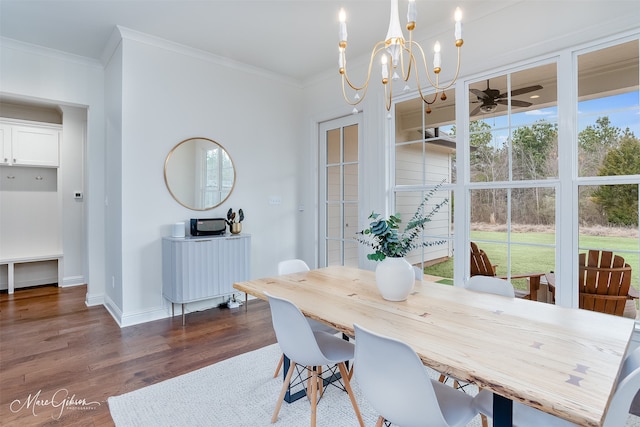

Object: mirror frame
[164,137,236,211]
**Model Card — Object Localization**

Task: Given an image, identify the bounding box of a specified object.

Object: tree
[591,133,640,226]
[578,116,621,177]
[468,120,507,223]
[510,120,558,224]
[511,121,557,180]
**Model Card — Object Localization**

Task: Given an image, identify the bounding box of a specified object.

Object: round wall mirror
[164,137,236,210]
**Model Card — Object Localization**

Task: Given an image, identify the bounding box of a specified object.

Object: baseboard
[102,294,124,327]
[62,275,85,287]
[102,294,170,327]
[85,292,104,307]
[119,306,169,327]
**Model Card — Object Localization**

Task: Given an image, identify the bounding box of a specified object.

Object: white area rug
[108,343,640,427]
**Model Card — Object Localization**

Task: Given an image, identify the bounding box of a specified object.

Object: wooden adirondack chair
[470,242,546,300]
[579,250,633,317]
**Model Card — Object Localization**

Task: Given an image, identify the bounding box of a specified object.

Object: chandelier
[338,0,463,113]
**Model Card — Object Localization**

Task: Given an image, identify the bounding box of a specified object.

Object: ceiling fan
[470,80,543,116]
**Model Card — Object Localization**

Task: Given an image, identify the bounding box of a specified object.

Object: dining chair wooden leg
[272,361,296,423]
[273,354,284,378]
[481,414,488,427]
[338,362,365,427]
[305,366,313,401]
[318,365,324,396]
[375,415,384,427]
[310,367,318,427]
[438,373,446,383]
[348,363,354,380]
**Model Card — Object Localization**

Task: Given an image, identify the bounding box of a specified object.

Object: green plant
[356,185,448,261]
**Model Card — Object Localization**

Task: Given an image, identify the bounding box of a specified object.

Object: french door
[319,114,362,267]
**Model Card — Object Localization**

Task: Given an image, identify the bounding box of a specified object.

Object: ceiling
[0,0,515,83]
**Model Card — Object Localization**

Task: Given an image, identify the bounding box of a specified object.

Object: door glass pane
[327,128,340,164]
[327,239,341,266]
[344,164,358,201]
[344,125,358,163]
[327,204,340,238]
[344,203,357,242]
[327,165,340,201]
[344,241,358,267]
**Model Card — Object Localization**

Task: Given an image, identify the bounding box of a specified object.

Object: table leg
[8,262,15,294]
[493,394,513,427]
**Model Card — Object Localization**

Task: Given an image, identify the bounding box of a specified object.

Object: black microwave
[190,218,227,236]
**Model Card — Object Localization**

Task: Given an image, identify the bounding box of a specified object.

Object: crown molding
[109,25,302,88]
[0,37,103,70]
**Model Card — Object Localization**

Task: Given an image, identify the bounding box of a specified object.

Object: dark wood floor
[0,285,276,426]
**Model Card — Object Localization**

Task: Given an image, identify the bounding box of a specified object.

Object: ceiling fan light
[480,104,497,113]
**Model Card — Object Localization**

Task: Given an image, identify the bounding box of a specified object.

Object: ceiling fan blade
[510,99,533,107]
[496,99,532,108]
[510,85,543,97]
[470,88,488,100]
[470,105,483,116]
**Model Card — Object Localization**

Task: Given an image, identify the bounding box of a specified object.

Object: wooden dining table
[234,266,635,427]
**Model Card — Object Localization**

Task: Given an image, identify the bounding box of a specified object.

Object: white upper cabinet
[1,120,61,167]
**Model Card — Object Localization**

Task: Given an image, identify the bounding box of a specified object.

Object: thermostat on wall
[74,191,83,199]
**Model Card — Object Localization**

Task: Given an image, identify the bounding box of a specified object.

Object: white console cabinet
[162,234,250,324]
[1,119,60,167]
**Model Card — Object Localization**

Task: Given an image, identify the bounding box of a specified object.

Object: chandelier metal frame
[338,0,463,112]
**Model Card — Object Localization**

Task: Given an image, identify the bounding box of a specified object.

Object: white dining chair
[278,259,311,275]
[473,345,640,427]
[273,259,341,378]
[353,323,479,427]
[440,274,516,427]
[465,275,516,298]
[265,292,364,427]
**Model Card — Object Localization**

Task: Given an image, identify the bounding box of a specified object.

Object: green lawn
[424,231,639,290]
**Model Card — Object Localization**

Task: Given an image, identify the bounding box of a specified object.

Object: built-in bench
[0,254,63,294]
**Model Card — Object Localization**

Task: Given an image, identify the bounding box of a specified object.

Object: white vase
[375,257,415,301]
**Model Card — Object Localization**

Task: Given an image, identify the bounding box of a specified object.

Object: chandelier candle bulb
[407,0,417,27]
[381,55,389,80]
[454,7,462,41]
[433,42,441,70]
[339,9,347,42]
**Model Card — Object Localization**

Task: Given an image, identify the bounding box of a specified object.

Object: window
[466,63,558,296]
[390,35,640,316]
[576,39,640,313]
[394,90,455,274]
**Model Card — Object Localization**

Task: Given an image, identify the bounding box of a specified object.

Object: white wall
[59,106,86,287]
[104,28,305,325]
